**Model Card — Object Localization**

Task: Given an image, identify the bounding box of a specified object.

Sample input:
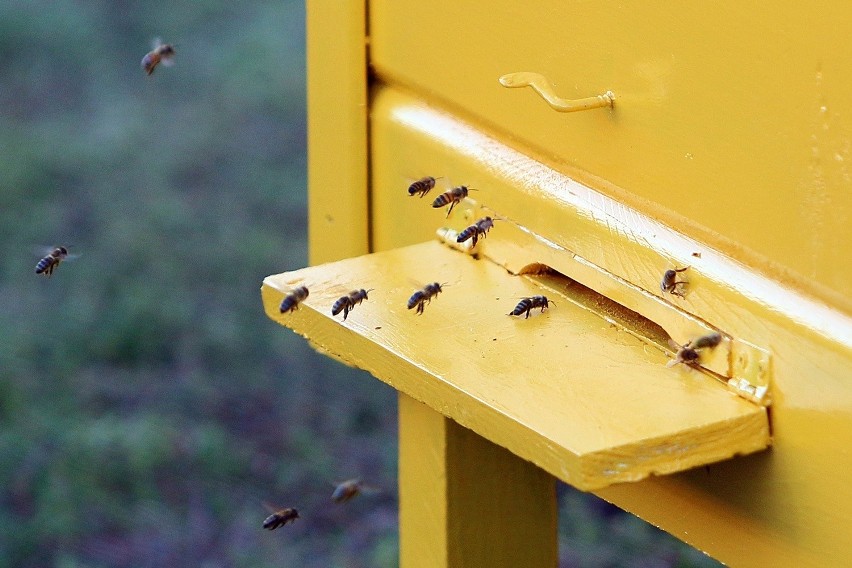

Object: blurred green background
[0,2,721,566]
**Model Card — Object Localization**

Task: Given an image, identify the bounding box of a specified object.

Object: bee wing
[160,56,175,67]
[358,483,381,495]
[261,501,280,513]
[151,37,164,49]
[33,246,80,261]
[426,176,453,193]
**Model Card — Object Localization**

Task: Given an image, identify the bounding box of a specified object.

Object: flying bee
[456,216,495,248]
[35,246,71,277]
[508,295,554,319]
[331,288,373,321]
[407,282,444,315]
[279,286,309,314]
[408,176,440,198]
[331,479,363,504]
[141,39,175,75]
[432,186,474,217]
[660,266,689,298]
[667,332,722,367]
[262,507,300,530]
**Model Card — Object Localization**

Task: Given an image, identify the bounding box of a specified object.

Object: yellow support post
[399,394,557,568]
[306,0,369,264]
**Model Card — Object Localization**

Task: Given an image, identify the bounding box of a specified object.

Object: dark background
[0,2,721,566]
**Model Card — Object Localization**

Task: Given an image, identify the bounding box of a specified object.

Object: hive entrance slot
[518,262,673,355]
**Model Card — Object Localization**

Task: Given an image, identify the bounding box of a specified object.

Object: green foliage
[0,2,396,566]
[0,2,721,566]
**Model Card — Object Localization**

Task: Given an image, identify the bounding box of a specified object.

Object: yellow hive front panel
[369,1,852,313]
[363,88,852,567]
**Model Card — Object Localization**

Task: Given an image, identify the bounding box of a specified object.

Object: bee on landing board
[667,331,722,367]
[332,288,373,321]
[508,296,553,319]
[279,286,309,314]
[141,39,175,75]
[408,176,440,198]
[262,507,300,530]
[407,282,444,315]
[660,266,689,298]
[331,479,363,504]
[456,216,495,248]
[432,186,474,217]
[35,246,72,277]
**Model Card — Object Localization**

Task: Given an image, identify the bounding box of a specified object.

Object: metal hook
[499,72,614,113]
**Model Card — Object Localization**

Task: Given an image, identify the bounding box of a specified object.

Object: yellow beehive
[263,3,852,566]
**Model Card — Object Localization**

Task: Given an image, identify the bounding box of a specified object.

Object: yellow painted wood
[262,241,769,491]
[369,1,852,314]
[436,209,755,386]
[366,89,852,567]
[300,5,852,565]
[399,394,557,568]
[306,0,369,264]
[370,89,852,355]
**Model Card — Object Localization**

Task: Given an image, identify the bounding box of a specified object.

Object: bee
[262,507,300,530]
[669,344,701,367]
[432,186,474,217]
[660,266,689,298]
[141,39,175,75]
[408,176,440,198]
[407,282,444,315]
[331,288,373,321]
[35,246,71,277]
[331,479,363,504]
[508,295,554,319]
[690,331,722,350]
[667,332,722,367]
[456,216,495,248]
[279,286,309,314]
